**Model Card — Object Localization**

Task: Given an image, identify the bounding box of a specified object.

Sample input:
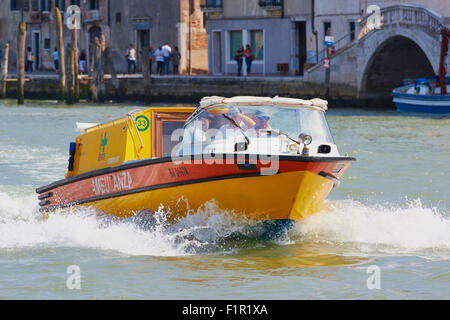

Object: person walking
[148,46,153,75]
[125,44,137,74]
[155,46,164,75]
[52,48,59,73]
[244,44,253,75]
[172,46,181,75]
[79,50,87,74]
[162,43,171,75]
[26,47,34,72]
[235,45,244,76]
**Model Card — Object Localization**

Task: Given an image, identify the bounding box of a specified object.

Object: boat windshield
[180,105,334,149]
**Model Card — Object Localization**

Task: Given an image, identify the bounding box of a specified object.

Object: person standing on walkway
[235,45,244,76]
[52,48,59,73]
[79,50,87,74]
[126,44,137,74]
[162,43,171,75]
[172,46,181,75]
[155,46,164,75]
[148,46,153,75]
[244,44,253,75]
[26,47,34,72]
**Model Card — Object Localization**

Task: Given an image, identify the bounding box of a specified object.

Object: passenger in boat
[210,107,255,141]
[226,107,256,130]
[250,111,272,136]
[183,111,213,144]
[178,112,213,156]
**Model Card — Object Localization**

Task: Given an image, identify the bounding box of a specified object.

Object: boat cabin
[66,97,339,179]
[66,106,195,178]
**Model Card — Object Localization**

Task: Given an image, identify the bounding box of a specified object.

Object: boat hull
[392,89,450,114]
[37,155,354,222]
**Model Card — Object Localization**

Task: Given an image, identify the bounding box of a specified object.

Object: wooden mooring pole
[66,45,75,105]
[92,35,106,102]
[73,27,80,103]
[17,22,26,105]
[56,8,66,102]
[1,43,9,99]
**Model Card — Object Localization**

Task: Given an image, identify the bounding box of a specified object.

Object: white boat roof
[199,96,328,112]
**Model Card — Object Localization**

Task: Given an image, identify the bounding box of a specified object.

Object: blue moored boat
[392,27,450,114]
[392,77,450,114]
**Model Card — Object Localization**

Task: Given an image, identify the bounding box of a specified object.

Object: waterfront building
[202,0,312,76]
[1,0,208,74]
[109,0,208,74]
[203,0,450,77]
[1,0,109,72]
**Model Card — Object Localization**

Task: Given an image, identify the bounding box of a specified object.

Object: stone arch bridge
[305,4,445,103]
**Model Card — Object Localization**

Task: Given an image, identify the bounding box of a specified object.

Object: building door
[32,30,40,71]
[89,26,103,44]
[296,22,307,75]
[137,29,150,71]
[212,31,222,74]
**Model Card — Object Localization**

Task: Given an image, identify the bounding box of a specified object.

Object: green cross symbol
[101,132,107,153]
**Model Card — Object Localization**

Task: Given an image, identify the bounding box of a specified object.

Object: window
[90,0,99,10]
[230,31,242,60]
[204,0,222,8]
[250,30,264,60]
[13,0,31,11]
[259,0,281,7]
[31,0,39,11]
[349,21,356,41]
[55,0,66,11]
[44,38,51,50]
[40,0,51,11]
[323,22,331,37]
[10,0,19,10]
[152,112,192,158]
[70,0,80,6]
[116,12,121,23]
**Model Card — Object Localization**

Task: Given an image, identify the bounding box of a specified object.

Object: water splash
[0,191,449,257]
[296,199,450,255]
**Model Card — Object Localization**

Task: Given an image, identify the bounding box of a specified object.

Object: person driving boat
[251,110,272,136]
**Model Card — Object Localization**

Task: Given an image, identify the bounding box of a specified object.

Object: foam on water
[0,190,449,257]
[296,199,450,255]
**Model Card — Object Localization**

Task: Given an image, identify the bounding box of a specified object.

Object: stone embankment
[2,74,393,108]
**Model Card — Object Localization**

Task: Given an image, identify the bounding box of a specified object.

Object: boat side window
[161,121,185,157]
[152,112,192,158]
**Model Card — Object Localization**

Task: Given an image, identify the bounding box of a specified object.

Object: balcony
[200,0,223,13]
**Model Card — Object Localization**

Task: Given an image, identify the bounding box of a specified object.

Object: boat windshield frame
[181,104,335,148]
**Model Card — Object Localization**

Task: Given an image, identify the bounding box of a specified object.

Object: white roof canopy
[198,96,328,112]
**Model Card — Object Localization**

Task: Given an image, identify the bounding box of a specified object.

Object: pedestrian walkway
[5,71,304,82]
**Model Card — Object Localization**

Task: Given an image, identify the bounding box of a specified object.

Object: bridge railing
[358,4,443,40]
[306,4,443,70]
[306,32,355,65]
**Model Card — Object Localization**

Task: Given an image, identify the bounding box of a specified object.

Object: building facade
[1,0,109,72]
[1,0,208,74]
[203,0,450,76]
[109,0,208,74]
[203,0,312,76]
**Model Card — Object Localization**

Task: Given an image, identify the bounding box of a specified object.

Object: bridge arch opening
[361,36,435,98]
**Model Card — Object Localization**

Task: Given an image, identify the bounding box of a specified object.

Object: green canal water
[0,99,449,299]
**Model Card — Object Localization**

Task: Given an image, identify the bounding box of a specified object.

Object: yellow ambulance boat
[36,96,355,224]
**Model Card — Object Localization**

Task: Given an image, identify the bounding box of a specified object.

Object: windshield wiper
[222,114,250,145]
[260,129,300,144]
